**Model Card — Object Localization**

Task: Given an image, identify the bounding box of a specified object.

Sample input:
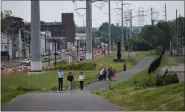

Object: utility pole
[151,8,154,25]
[179,14,182,50]
[108,0,111,54]
[77,40,79,58]
[164,3,167,21]
[128,10,132,62]
[45,31,47,53]
[54,21,57,67]
[114,3,130,51]
[129,10,132,39]
[121,0,124,51]
[86,0,92,60]
[54,39,57,67]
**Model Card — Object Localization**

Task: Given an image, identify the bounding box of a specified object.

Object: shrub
[54,60,68,66]
[155,46,163,55]
[113,59,125,63]
[57,62,96,70]
[156,71,179,86]
[144,75,156,87]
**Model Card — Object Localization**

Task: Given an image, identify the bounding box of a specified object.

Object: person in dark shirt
[108,67,114,80]
[123,62,127,71]
[67,72,74,90]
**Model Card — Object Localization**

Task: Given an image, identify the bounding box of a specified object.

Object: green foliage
[99,22,130,44]
[125,38,153,51]
[155,46,163,55]
[144,75,156,87]
[55,60,68,66]
[93,69,184,111]
[57,62,96,70]
[156,71,179,86]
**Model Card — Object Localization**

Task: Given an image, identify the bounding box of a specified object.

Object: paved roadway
[2,56,154,111]
[13,56,64,69]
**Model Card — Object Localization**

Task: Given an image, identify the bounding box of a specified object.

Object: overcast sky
[1,1,184,27]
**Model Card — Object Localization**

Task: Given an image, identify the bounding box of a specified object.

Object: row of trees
[125,17,185,51]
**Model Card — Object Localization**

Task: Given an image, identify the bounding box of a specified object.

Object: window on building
[5,45,7,49]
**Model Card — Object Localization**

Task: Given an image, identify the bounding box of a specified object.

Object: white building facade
[1,33,13,59]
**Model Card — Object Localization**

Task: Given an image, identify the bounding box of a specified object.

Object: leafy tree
[157,21,173,49]
[139,25,165,49]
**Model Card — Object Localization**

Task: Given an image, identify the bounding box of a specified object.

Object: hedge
[57,62,96,70]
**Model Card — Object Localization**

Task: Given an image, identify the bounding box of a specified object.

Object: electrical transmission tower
[138,7,145,26]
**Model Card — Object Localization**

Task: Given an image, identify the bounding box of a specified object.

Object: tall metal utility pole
[121,0,124,51]
[108,0,111,54]
[164,3,167,21]
[129,10,132,39]
[30,0,42,72]
[114,3,130,51]
[151,8,153,25]
[128,10,132,61]
[45,31,47,53]
[86,0,92,60]
[176,9,178,34]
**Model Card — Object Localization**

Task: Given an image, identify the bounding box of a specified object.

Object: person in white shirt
[78,72,85,90]
[98,68,104,81]
[57,69,64,91]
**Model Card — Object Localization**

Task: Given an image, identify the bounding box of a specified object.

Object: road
[13,56,65,69]
[1,56,154,111]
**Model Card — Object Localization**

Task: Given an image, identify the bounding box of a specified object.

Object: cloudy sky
[1,1,184,27]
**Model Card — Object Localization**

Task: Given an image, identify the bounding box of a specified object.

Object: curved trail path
[2,56,154,111]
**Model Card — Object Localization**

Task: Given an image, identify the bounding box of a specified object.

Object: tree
[1,10,25,35]
[1,10,13,33]
[157,21,173,49]
[139,25,165,49]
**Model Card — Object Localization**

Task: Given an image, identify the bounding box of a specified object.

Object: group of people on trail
[98,67,117,81]
[57,69,85,91]
[57,63,127,91]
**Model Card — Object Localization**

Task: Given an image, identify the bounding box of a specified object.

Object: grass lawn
[93,70,184,111]
[1,51,152,104]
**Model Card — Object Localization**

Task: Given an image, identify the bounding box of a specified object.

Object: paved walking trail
[2,56,154,111]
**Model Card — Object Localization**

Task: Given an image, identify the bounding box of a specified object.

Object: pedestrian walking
[103,68,107,80]
[78,72,85,90]
[67,72,74,90]
[108,67,114,81]
[123,62,127,71]
[57,69,64,91]
[98,68,104,81]
[113,69,117,81]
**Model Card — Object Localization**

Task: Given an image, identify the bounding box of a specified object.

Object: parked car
[20,59,31,66]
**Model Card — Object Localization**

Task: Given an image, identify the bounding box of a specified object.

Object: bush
[57,62,96,70]
[155,46,163,55]
[54,60,68,66]
[113,59,125,63]
[156,71,179,86]
[144,75,156,87]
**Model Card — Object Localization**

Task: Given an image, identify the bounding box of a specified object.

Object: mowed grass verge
[93,69,184,111]
[1,51,151,104]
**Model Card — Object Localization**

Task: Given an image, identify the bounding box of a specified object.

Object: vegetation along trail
[2,56,154,111]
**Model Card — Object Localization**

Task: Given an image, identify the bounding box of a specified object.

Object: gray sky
[1,1,184,27]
